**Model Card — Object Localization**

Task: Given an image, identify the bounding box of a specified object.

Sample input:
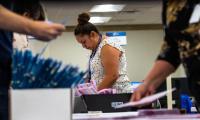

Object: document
[115,88,176,109]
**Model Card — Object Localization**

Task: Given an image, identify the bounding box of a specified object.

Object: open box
[10,89,72,120]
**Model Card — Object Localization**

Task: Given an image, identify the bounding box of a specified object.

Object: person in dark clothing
[13,0,45,21]
[131,0,200,110]
[0,1,65,119]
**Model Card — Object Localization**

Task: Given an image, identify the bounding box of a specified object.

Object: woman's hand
[130,82,156,101]
[130,60,176,102]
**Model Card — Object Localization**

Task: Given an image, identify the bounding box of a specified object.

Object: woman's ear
[90,31,97,38]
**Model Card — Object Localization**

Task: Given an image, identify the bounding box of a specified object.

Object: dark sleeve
[0,0,13,9]
[156,0,181,69]
[157,35,181,69]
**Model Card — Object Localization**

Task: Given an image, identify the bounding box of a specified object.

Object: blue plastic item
[181,94,192,113]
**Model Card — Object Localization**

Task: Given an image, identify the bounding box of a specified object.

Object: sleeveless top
[90,36,132,93]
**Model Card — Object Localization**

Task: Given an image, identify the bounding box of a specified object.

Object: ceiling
[41,0,162,26]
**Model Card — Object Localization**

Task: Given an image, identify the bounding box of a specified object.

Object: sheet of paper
[115,88,176,109]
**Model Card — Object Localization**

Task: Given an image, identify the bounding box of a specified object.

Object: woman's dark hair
[13,0,45,21]
[74,13,99,36]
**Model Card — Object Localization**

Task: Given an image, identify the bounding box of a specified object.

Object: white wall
[124,30,163,81]
[49,33,90,70]
[29,30,186,82]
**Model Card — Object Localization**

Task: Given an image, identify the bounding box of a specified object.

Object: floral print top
[89,36,132,93]
[157,0,200,102]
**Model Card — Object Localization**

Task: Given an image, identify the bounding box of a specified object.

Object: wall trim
[65,24,162,32]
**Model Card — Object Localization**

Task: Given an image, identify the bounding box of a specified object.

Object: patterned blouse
[157,0,200,102]
[89,36,132,93]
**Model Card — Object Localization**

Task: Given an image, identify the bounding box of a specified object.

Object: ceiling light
[90,4,125,12]
[89,17,111,24]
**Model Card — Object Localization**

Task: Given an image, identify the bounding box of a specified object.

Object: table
[73,112,200,120]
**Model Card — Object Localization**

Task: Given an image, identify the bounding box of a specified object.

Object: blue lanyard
[88,34,102,82]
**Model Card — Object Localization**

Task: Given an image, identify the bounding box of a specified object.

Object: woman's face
[76,32,97,50]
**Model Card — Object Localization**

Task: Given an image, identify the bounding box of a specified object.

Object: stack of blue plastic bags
[12,49,85,89]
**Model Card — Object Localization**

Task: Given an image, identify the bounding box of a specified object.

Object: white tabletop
[73,112,200,120]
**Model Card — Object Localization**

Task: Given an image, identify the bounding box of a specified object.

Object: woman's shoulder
[100,35,125,52]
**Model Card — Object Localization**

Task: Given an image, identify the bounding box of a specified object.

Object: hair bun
[78,13,90,25]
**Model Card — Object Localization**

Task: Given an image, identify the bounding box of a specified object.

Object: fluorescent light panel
[89,17,111,24]
[90,4,125,12]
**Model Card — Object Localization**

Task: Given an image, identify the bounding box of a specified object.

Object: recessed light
[89,17,111,24]
[90,4,125,12]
